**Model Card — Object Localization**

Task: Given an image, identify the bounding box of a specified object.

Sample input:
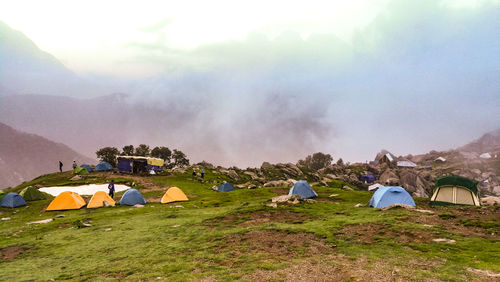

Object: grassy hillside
[1,170,499,281]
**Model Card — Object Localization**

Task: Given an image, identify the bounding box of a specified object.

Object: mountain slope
[0,122,94,189]
[0,20,110,96]
[459,128,500,153]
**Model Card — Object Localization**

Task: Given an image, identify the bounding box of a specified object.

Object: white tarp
[397,160,417,167]
[435,157,446,162]
[480,153,492,159]
[39,184,130,196]
[368,183,383,191]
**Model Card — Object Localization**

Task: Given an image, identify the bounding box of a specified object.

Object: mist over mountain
[0,21,116,97]
[0,1,499,167]
[0,122,94,189]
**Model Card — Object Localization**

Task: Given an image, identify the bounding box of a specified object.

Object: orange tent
[161,187,188,204]
[46,191,86,211]
[87,191,116,208]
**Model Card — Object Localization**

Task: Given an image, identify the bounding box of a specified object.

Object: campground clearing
[0,170,499,281]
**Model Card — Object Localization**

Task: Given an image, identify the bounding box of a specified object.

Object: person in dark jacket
[108,180,115,198]
[59,161,63,173]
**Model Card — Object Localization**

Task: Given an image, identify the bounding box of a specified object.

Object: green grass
[0,172,499,280]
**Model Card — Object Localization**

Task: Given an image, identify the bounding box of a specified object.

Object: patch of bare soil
[0,245,26,260]
[269,188,289,195]
[400,208,500,239]
[241,254,447,282]
[218,230,334,262]
[338,223,435,244]
[204,210,311,228]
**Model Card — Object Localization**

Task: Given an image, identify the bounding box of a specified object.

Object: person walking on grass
[59,161,63,173]
[108,180,115,198]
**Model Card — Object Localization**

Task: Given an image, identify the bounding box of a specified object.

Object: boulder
[261,162,274,170]
[244,171,259,180]
[492,186,500,196]
[271,194,302,204]
[70,175,82,181]
[263,180,294,187]
[247,184,257,189]
[379,169,398,185]
[481,196,500,206]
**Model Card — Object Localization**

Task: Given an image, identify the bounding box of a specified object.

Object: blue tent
[80,164,93,173]
[217,182,235,192]
[368,186,415,208]
[95,161,113,171]
[119,189,146,206]
[288,180,318,199]
[360,174,375,183]
[0,193,27,208]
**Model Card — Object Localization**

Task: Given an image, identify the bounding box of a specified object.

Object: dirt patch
[204,210,311,228]
[400,210,499,239]
[0,245,26,260]
[315,197,342,203]
[241,254,446,281]
[218,230,334,262]
[269,188,289,195]
[338,223,434,244]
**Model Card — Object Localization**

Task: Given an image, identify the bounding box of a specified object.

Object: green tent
[73,166,89,175]
[19,186,46,201]
[430,175,480,206]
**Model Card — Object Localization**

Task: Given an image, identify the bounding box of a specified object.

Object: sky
[0,0,499,166]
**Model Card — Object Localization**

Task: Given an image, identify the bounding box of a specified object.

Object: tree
[171,149,189,168]
[297,152,333,171]
[151,146,172,163]
[122,145,134,156]
[336,158,344,166]
[135,144,150,156]
[96,147,120,167]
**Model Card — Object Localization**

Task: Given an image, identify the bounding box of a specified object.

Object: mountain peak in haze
[0,122,95,189]
[459,128,500,153]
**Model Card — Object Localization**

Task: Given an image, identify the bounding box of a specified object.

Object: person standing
[59,161,63,173]
[72,160,77,169]
[201,169,205,179]
[108,180,115,198]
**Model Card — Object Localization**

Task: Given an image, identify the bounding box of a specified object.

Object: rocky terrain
[187,130,500,198]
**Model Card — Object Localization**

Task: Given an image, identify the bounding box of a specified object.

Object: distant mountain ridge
[0,20,111,97]
[459,129,500,153]
[0,122,95,189]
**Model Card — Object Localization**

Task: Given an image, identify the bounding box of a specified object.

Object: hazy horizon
[0,0,499,167]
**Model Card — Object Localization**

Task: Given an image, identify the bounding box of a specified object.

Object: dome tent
[46,191,86,211]
[80,164,93,173]
[0,193,26,208]
[87,191,116,208]
[119,189,146,206]
[95,161,113,172]
[73,166,89,175]
[288,180,318,199]
[20,186,46,201]
[430,175,480,206]
[368,186,415,208]
[217,182,235,192]
[161,187,189,204]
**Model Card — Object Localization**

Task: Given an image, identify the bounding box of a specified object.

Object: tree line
[96,144,189,168]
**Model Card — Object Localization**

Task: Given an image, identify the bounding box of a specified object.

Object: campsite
[1,168,499,281]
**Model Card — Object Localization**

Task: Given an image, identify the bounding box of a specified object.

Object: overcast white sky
[0,0,499,166]
[0,0,495,76]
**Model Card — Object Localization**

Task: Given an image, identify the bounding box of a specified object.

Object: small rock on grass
[1,217,11,221]
[415,209,434,214]
[266,203,278,208]
[133,204,145,208]
[172,225,180,228]
[104,228,112,231]
[354,203,364,207]
[432,238,456,244]
[329,194,339,198]
[27,218,53,225]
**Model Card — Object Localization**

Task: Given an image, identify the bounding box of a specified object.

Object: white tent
[368,183,383,191]
[435,157,446,162]
[397,160,417,168]
[480,153,492,159]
